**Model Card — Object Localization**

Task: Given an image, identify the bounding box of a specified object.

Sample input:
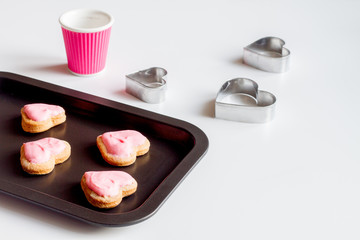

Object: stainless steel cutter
[243,37,290,73]
[126,67,167,103]
[215,78,276,123]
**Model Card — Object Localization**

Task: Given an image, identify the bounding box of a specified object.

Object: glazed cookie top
[23,137,66,163]
[84,171,136,197]
[101,130,147,157]
[23,103,65,122]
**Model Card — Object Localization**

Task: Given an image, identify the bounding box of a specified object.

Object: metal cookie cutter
[243,37,290,73]
[215,78,276,123]
[126,67,167,103]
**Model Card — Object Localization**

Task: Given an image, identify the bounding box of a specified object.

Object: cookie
[96,130,150,166]
[81,171,137,209]
[21,103,66,133]
[20,137,71,175]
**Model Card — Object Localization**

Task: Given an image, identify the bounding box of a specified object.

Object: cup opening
[59,9,114,33]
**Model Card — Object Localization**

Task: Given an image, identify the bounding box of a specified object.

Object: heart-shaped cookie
[20,137,71,175]
[97,130,150,166]
[126,67,167,103]
[81,171,137,208]
[215,78,276,123]
[243,37,290,73]
[21,103,66,133]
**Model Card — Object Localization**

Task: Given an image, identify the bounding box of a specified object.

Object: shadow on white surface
[231,56,266,73]
[202,99,215,118]
[114,89,138,101]
[31,63,69,75]
[232,56,245,66]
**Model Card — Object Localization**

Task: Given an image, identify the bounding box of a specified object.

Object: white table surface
[1,0,360,239]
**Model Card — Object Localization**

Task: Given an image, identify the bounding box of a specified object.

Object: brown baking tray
[0,72,208,226]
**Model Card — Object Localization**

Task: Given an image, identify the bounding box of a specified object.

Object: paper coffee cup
[59,9,114,76]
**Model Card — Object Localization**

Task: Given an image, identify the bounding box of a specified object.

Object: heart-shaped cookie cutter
[243,37,290,73]
[126,67,167,103]
[215,78,276,123]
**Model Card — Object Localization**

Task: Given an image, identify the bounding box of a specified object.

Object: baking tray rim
[0,71,209,226]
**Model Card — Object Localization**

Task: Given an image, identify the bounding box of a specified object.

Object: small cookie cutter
[126,67,167,104]
[243,37,290,73]
[215,78,276,123]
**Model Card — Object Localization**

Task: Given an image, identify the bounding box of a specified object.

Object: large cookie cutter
[215,78,276,123]
[243,37,290,73]
[126,67,167,103]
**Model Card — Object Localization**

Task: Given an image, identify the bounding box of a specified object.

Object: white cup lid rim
[59,9,114,33]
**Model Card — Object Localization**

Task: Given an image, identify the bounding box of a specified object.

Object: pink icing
[101,130,146,157]
[84,171,135,197]
[23,103,64,122]
[23,138,66,163]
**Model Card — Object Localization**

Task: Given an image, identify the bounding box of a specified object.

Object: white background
[1,0,360,239]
